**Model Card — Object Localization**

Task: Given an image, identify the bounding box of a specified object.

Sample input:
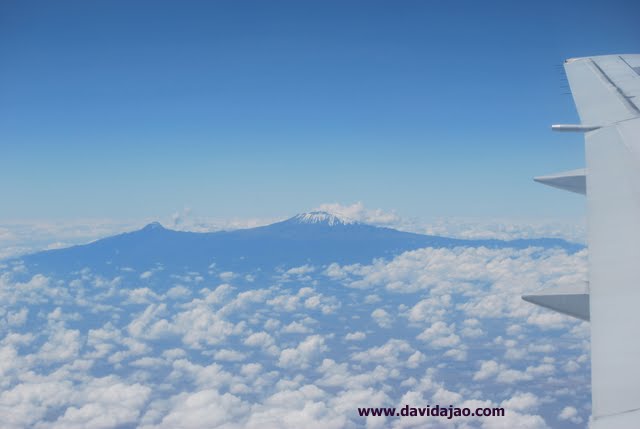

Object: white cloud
[314,202,400,225]
[406,351,426,368]
[351,339,415,368]
[284,264,315,277]
[278,335,328,369]
[416,321,460,349]
[50,378,151,429]
[0,215,591,429]
[526,312,570,330]
[0,380,74,428]
[219,271,236,281]
[244,385,346,429]
[125,287,160,304]
[38,325,82,364]
[173,304,237,348]
[140,271,153,280]
[371,308,393,328]
[473,360,502,381]
[501,392,540,412]
[214,349,248,362]
[282,321,312,334]
[558,406,583,424]
[267,287,339,315]
[345,331,366,341]
[481,410,549,429]
[165,285,191,300]
[7,308,28,326]
[407,295,451,324]
[244,332,276,349]
[142,389,248,429]
[327,247,587,300]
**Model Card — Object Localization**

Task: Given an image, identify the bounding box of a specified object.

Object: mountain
[2,213,590,428]
[16,211,583,276]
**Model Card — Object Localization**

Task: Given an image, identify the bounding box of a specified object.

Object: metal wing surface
[528,54,640,428]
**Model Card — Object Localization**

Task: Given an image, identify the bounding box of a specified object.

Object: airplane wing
[526,54,640,428]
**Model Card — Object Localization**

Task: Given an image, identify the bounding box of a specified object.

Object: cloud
[125,287,160,304]
[7,308,28,326]
[351,339,415,368]
[314,202,400,226]
[278,335,328,369]
[481,411,549,429]
[0,219,590,428]
[407,295,452,325]
[557,406,583,424]
[49,378,151,429]
[142,389,247,429]
[473,360,502,381]
[0,379,74,428]
[473,360,557,385]
[219,271,236,281]
[244,332,276,349]
[345,331,366,341]
[371,308,393,328]
[501,392,540,412]
[244,385,346,429]
[213,349,248,362]
[267,287,339,315]
[338,246,584,294]
[140,271,153,280]
[416,321,461,349]
[282,321,313,334]
[38,324,82,364]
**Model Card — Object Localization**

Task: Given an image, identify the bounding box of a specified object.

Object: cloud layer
[0,213,589,428]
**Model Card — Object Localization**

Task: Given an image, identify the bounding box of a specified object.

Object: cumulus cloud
[142,389,248,429]
[474,360,502,381]
[244,332,276,349]
[371,308,393,328]
[267,287,339,315]
[345,331,366,341]
[278,335,328,369]
[50,378,151,429]
[282,321,313,334]
[416,321,461,349]
[213,349,248,362]
[244,385,347,429]
[501,392,540,412]
[351,339,416,368]
[38,325,82,364]
[558,406,583,424]
[0,216,589,428]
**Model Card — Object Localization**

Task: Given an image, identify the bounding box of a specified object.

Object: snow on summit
[289,211,359,226]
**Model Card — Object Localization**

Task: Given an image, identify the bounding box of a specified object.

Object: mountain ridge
[15,211,584,276]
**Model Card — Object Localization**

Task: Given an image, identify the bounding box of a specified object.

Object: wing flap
[522,293,589,321]
[533,168,586,194]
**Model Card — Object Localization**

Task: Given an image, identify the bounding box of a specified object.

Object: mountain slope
[17,212,583,275]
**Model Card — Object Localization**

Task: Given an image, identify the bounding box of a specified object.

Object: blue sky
[1,0,639,221]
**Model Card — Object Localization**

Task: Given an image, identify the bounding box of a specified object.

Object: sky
[2,0,639,221]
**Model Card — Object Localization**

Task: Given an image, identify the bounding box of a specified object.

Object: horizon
[1,1,635,427]
[0,203,587,261]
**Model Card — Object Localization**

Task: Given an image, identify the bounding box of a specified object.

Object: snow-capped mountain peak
[289,211,359,226]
